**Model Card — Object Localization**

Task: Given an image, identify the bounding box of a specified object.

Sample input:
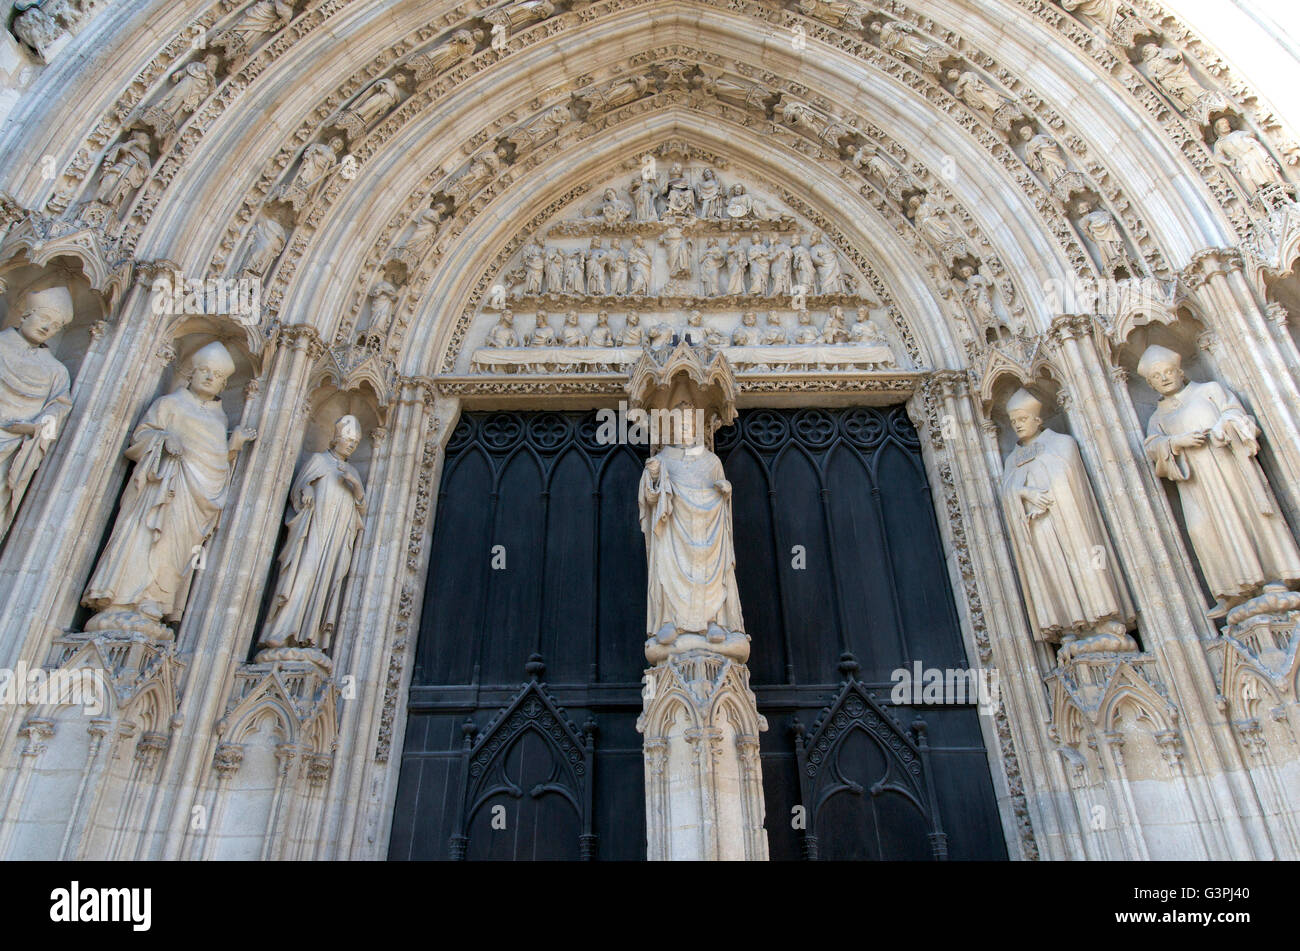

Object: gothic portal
[0,0,1299,861]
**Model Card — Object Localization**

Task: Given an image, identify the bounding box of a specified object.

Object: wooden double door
[388,406,1006,860]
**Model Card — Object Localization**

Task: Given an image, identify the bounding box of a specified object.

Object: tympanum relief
[452,161,901,378]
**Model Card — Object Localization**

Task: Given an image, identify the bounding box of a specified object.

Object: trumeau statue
[1211,118,1287,194]
[0,286,75,542]
[258,415,365,656]
[1138,345,1300,615]
[639,403,746,650]
[83,342,256,630]
[1000,389,1137,660]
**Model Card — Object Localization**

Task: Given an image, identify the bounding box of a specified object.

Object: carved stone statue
[639,407,745,647]
[596,187,631,224]
[366,280,398,338]
[1074,201,1129,275]
[695,167,724,218]
[521,239,546,294]
[747,238,771,296]
[1212,118,1286,194]
[445,151,500,207]
[0,286,74,541]
[761,311,788,346]
[660,225,691,277]
[607,244,628,296]
[408,28,478,84]
[958,264,998,335]
[699,238,726,297]
[91,132,152,215]
[822,305,849,344]
[258,415,365,656]
[561,309,587,346]
[617,311,643,347]
[1139,345,1300,615]
[13,0,64,59]
[724,183,771,220]
[950,70,1008,118]
[663,163,694,216]
[793,238,816,293]
[211,0,293,63]
[529,311,556,347]
[725,239,748,295]
[545,246,564,292]
[590,311,614,347]
[732,311,760,346]
[872,20,946,73]
[850,308,887,346]
[562,249,585,294]
[585,238,607,295]
[579,74,649,114]
[792,310,819,344]
[139,55,219,141]
[239,216,286,277]
[1140,44,1205,111]
[627,237,652,295]
[769,237,793,298]
[271,138,341,212]
[486,310,519,348]
[391,203,446,267]
[83,342,256,629]
[1000,389,1137,660]
[630,174,659,222]
[339,76,405,136]
[810,231,843,294]
[1019,126,1072,192]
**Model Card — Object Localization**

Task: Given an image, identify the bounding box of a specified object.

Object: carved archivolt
[24,0,1291,374]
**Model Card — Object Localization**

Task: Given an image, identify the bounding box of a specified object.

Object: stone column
[314,380,443,859]
[146,324,326,859]
[1046,314,1273,859]
[909,372,1058,860]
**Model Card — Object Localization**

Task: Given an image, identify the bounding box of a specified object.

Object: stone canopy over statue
[629,343,749,663]
[82,341,256,635]
[1138,345,1300,616]
[999,389,1137,660]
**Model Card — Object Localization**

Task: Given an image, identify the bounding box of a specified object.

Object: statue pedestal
[637,649,769,861]
[1205,586,1300,718]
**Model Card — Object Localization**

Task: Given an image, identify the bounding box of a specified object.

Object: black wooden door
[387,406,1006,861]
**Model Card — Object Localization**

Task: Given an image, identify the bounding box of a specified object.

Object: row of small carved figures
[578,170,780,225]
[506,232,854,298]
[482,306,892,349]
